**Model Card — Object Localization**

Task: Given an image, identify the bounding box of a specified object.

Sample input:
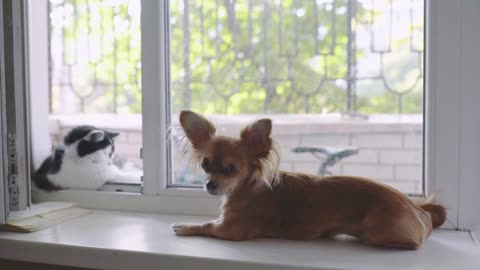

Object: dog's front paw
[171,223,198,236]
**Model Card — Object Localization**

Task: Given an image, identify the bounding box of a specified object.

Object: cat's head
[63,125,119,158]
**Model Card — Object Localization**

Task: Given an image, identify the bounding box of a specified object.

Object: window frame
[448,0,480,231]
[425,0,480,230]
[25,0,480,231]
[0,0,7,224]
[140,0,171,195]
[28,0,51,171]
[2,0,32,214]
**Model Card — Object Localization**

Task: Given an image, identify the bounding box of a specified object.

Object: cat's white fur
[48,138,142,190]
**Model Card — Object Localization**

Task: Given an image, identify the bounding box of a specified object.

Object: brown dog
[172,110,446,249]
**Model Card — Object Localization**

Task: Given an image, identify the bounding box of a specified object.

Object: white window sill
[0,210,479,270]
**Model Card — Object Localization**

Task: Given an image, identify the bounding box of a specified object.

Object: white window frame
[453,0,480,234]
[1,0,32,216]
[426,0,480,231]
[28,0,51,171]
[0,0,7,224]
[27,0,480,231]
[27,0,217,216]
[141,0,170,195]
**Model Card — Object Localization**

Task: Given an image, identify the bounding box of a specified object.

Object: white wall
[28,0,51,168]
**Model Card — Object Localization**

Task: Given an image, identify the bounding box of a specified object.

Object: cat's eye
[201,158,209,170]
[224,164,238,175]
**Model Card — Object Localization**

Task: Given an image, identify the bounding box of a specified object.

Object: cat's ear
[86,130,105,142]
[107,131,119,138]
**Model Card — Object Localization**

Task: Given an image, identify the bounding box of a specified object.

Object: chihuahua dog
[172,110,446,249]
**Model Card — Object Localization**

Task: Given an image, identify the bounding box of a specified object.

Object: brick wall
[265,133,422,194]
[49,114,423,193]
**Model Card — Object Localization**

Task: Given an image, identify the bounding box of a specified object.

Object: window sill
[0,210,479,270]
[32,189,221,216]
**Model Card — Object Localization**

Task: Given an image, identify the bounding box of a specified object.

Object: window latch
[7,133,19,210]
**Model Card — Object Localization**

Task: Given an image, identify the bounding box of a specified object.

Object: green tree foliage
[51,0,423,115]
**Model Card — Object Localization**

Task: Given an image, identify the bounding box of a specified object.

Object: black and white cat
[32,125,142,191]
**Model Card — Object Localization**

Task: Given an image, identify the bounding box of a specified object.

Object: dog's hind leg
[360,209,431,250]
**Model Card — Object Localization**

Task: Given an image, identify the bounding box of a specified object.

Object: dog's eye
[201,158,209,170]
[224,164,238,175]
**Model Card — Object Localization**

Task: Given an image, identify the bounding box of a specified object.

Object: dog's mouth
[208,187,234,196]
[207,189,222,196]
[203,183,224,196]
[206,188,225,196]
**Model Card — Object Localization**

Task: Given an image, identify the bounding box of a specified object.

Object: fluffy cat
[32,125,142,191]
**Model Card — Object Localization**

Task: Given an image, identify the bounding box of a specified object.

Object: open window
[30,0,143,193]
[168,0,425,195]
[3,0,476,232]
[28,0,426,195]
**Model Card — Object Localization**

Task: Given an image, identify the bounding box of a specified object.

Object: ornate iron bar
[49,0,424,115]
[49,0,141,114]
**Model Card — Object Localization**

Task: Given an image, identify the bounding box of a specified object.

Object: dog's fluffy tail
[415,194,447,228]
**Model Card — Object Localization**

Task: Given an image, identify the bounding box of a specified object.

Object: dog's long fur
[172,110,447,249]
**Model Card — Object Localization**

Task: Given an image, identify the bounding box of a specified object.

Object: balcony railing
[49,0,424,115]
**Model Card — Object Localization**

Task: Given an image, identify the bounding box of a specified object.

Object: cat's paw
[171,223,197,236]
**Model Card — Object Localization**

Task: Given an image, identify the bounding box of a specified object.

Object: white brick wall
[351,134,403,148]
[403,134,423,149]
[379,150,422,165]
[301,134,350,146]
[278,162,293,171]
[381,181,420,194]
[343,149,379,163]
[127,132,142,144]
[292,161,341,175]
[275,135,301,146]
[48,114,423,194]
[115,142,141,157]
[115,132,128,143]
[342,164,394,179]
[395,165,423,181]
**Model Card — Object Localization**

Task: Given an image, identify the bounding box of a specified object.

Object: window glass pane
[170,0,424,194]
[46,0,142,191]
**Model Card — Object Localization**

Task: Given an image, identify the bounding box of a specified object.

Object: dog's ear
[179,110,216,148]
[241,119,272,156]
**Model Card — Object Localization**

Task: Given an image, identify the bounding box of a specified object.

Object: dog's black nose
[206,180,219,190]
